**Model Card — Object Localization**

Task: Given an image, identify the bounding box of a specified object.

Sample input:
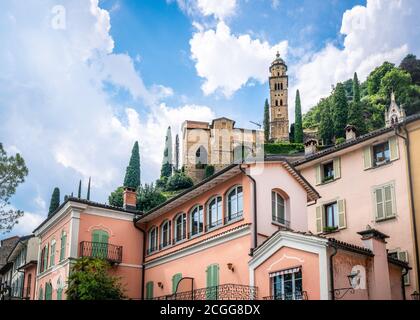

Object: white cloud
[271,0,280,10]
[190,21,288,97]
[196,0,237,20]
[291,0,420,114]
[0,0,214,231]
[14,211,44,235]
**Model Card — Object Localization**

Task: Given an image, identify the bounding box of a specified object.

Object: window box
[323,226,338,233]
[322,175,335,184]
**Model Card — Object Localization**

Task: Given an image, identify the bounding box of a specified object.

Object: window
[325,202,338,229]
[227,186,243,221]
[374,183,396,221]
[272,191,286,225]
[56,278,63,300]
[26,274,32,298]
[172,273,182,294]
[280,99,283,106]
[316,158,341,185]
[206,264,219,300]
[41,244,49,272]
[174,213,187,242]
[160,220,171,249]
[323,161,334,182]
[275,100,279,107]
[373,142,390,166]
[148,227,158,254]
[60,231,66,261]
[50,240,56,267]
[146,281,154,299]
[389,250,409,285]
[207,196,222,230]
[38,286,43,300]
[92,230,109,259]
[271,268,303,300]
[45,282,52,300]
[195,146,207,169]
[280,83,283,90]
[190,205,204,237]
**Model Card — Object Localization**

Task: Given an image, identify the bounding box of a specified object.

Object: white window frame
[226,185,243,222]
[174,213,187,243]
[271,269,303,300]
[189,205,203,237]
[272,191,286,225]
[372,182,397,222]
[148,227,158,254]
[160,220,171,249]
[207,196,223,230]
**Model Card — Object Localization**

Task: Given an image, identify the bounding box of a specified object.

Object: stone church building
[182,53,290,182]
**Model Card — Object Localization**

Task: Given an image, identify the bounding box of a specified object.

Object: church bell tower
[269,52,289,141]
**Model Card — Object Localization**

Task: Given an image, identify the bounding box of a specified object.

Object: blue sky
[1,0,419,238]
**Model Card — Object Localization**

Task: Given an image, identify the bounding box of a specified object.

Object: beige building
[182,117,263,183]
[269,52,289,142]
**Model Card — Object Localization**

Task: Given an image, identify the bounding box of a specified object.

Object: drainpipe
[329,245,338,301]
[134,220,146,300]
[402,267,409,300]
[239,163,257,256]
[394,125,420,292]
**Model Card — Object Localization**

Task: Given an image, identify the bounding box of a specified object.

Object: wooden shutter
[337,199,347,229]
[60,233,66,261]
[315,165,322,185]
[384,185,395,218]
[172,273,182,294]
[315,206,324,234]
[333,158,341,179]
[389,137,399,161]
[363,146,373,170]
[374,188,385,221]
[146,281,154,299]
[397,251,410,285]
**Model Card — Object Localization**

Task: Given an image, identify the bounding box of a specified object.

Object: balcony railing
[263,291,308,300]
[152,284,258,300]
[272,215,290,228]
[79,241,123,264]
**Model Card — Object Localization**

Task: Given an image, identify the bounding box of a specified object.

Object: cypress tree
[348,72,366,134]
[175,134,180,172]
[319,98,334,145]
[77,180,81,198]
[263,99,270,142]
[48,187,60,216]
[123,141,141,189]
[332,83,348,139]
[86,177,91,200]
[161,127,173,178]
[294,90,303,143]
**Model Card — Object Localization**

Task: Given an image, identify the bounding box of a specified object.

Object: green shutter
[206,264,219,300]
[57,288,62,300]
[44,245,49,271]
[389,137,399,161]
[146,281,154,299]
[172,273,182,294]
[50,242,55,267]
[315,165,322,185]
[363,146,372,170]
[60,233,66,261]
[333,158,341,179]
[92,230,109,258]
[316,206,323,234]
[38,287,43,300]
[337,199,347,229]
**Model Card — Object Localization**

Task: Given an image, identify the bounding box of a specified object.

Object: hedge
[264,143,304,155]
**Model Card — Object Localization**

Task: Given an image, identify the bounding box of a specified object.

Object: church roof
[270,52,287,69]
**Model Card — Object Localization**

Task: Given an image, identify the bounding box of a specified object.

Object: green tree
[294,90,303,143]
[161,127,173,178]
[108,187,124,208]
[367,62,395,95]
[77,180,82,198]
[166,172,194,191]
[348,73,366,134]
[137,183,167,212]
[263,99,270,142]
[0,143,28,233]
[379,68,412,104]
[174,134,180,172]
[319,98,334,145]
[48,187,60,216]
[289,123,295,143]
[123,141,141,189]
[204,165,215,178]
[66,257,125,300]
[332,83,348,139]
[86,177,91,200]
[400,54,420,85]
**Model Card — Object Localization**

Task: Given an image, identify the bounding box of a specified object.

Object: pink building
[134,160,408,300]
[294,114,420,297]
[33,198,143,300]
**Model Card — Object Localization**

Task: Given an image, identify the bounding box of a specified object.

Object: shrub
[264,142,304,155]
[204,165,215,178]
[166,172,194,191]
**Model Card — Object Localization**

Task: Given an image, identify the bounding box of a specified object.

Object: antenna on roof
[249,121,262,129]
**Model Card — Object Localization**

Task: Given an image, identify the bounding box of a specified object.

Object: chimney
[123,187,137,211]
[357,227,392,300]
[345,125,357,141]
[304,139,318,156]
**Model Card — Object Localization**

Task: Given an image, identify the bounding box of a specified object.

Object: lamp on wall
[158,282,164,289]
[227,263,234,272]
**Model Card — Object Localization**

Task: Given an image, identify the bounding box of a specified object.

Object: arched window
[195,146,207,169]
[45,282,52,300]
[50,239,56,267]
[160,220,171,249]
[92,230,109,259]
[227,186,243,221]
[56,278,63,300]
[275,100,279,107]
[272,191,286,225]
[148,227,158,254]
[60,230,67,262]
[174,213,187,242]
[38,286,43,300]
[280,99,283,106]
[41,244,49,272]
[190,205,204,237]
[280,83,283,90]
[207,196,222,230]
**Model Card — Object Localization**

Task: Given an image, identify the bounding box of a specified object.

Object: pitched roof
[0,236,20,269]
[293,113,420,167]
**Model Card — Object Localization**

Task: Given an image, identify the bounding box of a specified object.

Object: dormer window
[322,161,334,183]
[315,158,341,185]
[373,142,390,167]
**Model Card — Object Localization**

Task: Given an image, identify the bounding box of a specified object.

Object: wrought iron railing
[0,285,30,300]
[272,215,290,228]
[79,241,123,264]
[205,219,223,232]
[224,211,243,224]
[263,291,308,300]
[153,284,258,300]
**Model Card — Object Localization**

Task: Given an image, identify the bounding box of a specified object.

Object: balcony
[152,284,258,300]
[79,241,123,264]
[263,291,308,300]
[272,215,290,228]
